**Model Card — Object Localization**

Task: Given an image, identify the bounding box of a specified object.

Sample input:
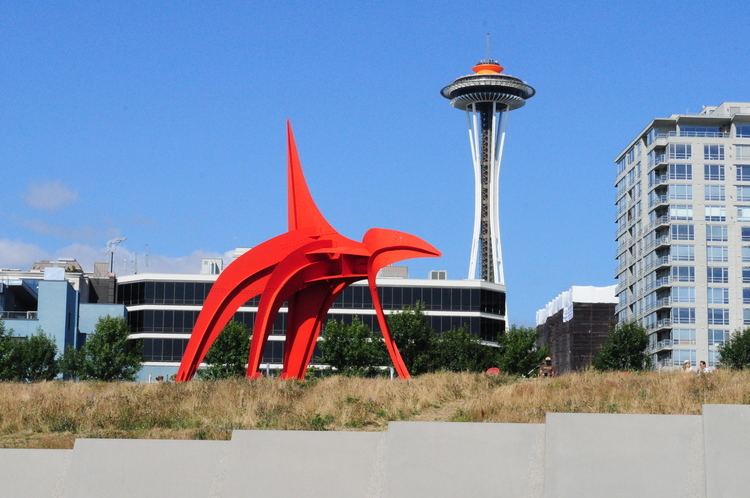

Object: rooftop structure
[441,58,535,290]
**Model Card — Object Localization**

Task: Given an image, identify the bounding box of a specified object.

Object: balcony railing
[0,311,38,320]
[655,130,729,138]
[649,195,668,208]
[649,175,669,188]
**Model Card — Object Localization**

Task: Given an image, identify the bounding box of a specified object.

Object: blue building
[0,261,125,356]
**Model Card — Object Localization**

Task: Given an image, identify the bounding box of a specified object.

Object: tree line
[0,317,142,382]
[5,310,750,383]
[202,305,549,378]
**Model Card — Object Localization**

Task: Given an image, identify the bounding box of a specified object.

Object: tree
[199,321,251,379]
[18,331,58,381]
[433,327,496,372]
[59,346,83,380]
[319,317,388,375]
[497,326,548,376]
[0,321,23,380]
[388,304,437,374]
[718,328,750,369]
[593,322,650,371]
[78,316,142,381]
[0,324,58,382]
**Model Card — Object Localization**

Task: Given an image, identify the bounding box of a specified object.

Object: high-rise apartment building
[615,102,750,368]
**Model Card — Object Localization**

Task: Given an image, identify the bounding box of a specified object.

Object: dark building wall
[536,302,616,374]
[118,280,506,363]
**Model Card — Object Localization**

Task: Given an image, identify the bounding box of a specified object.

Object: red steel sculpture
[176,122,440,381]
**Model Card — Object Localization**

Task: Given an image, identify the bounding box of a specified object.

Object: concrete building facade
[614,102,750,368]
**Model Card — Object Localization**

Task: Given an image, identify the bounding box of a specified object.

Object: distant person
[539,357,556,377]
[698,360,707,374]
[681,360,692,372]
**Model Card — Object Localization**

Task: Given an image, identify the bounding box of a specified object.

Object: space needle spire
[441,57,535,285]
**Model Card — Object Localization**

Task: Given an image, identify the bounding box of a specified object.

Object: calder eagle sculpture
[176,123,440,381]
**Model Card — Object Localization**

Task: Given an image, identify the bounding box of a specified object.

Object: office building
[117,270,506,380]
[0,261,125,354]
[614,102,750,368]
[535,285,617,373]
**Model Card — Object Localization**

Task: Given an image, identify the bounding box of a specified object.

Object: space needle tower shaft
[441,59,535,284]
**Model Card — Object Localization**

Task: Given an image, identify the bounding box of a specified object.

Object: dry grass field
[1,369,748,449]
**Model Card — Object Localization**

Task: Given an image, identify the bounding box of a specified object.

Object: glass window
[671,266,695,282]
[744,288,750,304]
[707,287,729,304]
[708,308,730,325]
[707,267,729,283]
[737,125,750,138]
[739,206,750,222]
[672,308,696,324]
[672,245,694,261]
[737,165,750,181]
[669,144,692,160]
[704,164,725,181]
[704,185,725,201]
[681,126,720,137]
[708,329,729,346]
[744,268,750,284]
[705,206,726,222]
[743,227,750,242]
[673,329,696,344]
[668,163,692,180]
[703,144,724,160]
[670,205,693,221]
[745,309,750,325]
[706,245,728,262]
[674,349,696,366]
[672,287,695,303]
[737,145,750,160]
[671,224,694,240]
[669,184,692,200]
[706,225,728,241]
[738,186,750,202]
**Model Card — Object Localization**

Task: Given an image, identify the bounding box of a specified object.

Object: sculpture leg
[367,277,410,379]
[280,284,332,379]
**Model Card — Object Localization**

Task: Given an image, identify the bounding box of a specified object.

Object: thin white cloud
[0,238,238,276]
[0,239,48,269]
[23,181,78,211]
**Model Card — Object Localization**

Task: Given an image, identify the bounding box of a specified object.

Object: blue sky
[2,1,749,325]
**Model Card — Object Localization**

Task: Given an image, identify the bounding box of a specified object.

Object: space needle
[441,58,535,285]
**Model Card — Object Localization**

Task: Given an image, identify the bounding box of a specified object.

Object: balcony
[649,175,669,189]
[649,195,668,209]
[650,318,672,331]
[651,215,670,229]
[0,311,38,320]
[654,276,672,289]
[649,339,673,353]
[654,297,672,310]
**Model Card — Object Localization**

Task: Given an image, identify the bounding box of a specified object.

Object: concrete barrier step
[543,413,705,498]
[60,438,228,498]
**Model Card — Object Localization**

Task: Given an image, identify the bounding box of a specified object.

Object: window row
[118,282,505,314]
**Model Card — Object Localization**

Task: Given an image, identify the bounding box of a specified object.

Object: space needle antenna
[485,32,492,59]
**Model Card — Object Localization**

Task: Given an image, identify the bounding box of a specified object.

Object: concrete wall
[77,303,126,335]
[1,404,748,497]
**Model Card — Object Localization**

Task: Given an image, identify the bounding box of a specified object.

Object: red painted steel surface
[175,122,440,381]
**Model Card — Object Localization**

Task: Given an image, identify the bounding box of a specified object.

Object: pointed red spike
[286,121,335,233]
